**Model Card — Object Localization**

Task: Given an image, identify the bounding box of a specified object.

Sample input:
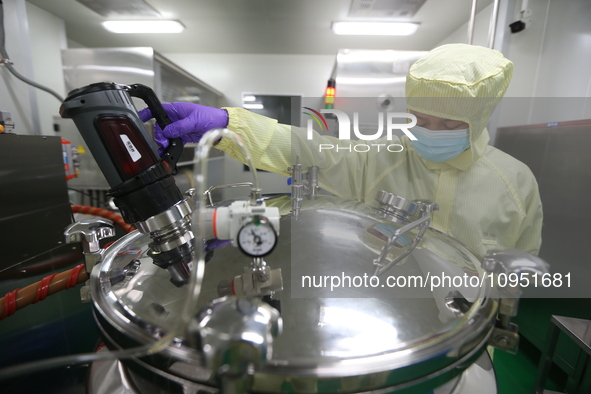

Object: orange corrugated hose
[0,205,136,320]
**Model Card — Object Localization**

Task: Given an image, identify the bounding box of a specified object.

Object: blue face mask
[410,126,470,162]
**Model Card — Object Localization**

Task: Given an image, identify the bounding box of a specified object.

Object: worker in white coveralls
[140,43,543,258]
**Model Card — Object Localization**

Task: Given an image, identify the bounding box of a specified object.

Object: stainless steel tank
[87,192,544,394]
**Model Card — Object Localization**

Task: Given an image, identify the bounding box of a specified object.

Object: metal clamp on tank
[64,218,115,273]
[482,248,550,353]
[64,218,115,301]
[372,190,437,276]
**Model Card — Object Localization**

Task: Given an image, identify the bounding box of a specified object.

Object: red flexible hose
[2,289,19,320]
[33,273,57,303]
[0,206,134,320]
[66,265,84,289]
[71,205,135,233]
[0,265,88,321]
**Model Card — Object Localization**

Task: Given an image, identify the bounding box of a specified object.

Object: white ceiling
[27,0,493,55]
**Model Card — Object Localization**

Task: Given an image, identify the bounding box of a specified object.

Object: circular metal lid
[91,195,497,392]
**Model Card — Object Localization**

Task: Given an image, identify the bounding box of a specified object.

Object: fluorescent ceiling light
[336,77,407,85]
[243,95,257,102]
[176,95,201,102]
[244,103,264,110]
[102,20,184,33]
[332,22,419,36]
[337,50,428,64]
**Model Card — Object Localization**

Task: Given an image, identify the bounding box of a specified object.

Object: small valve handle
[420,202,439,212]
[414,200,440,217]
[64,219,115,254]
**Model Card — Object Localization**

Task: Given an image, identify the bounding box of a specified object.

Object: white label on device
[120,134,142,162]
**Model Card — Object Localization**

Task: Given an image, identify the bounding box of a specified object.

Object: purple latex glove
[203,238,232,263]
[205,238,232,250]
[138,102,228,152]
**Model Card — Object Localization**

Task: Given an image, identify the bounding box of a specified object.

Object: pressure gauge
[237,215,277,257]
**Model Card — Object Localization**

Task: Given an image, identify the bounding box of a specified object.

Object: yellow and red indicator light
[325,78,336,109]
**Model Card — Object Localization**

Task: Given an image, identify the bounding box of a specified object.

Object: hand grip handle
[128,84,183,171]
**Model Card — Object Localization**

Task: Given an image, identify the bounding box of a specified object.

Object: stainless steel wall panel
[0,134,75,271]
[334,49,428,98]
[62,47,156,93]
[496,119,591,377]
[495,119,591,297]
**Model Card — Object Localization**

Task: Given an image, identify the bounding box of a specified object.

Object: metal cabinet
[495,119,591,382]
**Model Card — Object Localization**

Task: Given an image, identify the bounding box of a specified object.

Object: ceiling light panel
[76,0,160,17]
[102,20,184,33]
[348,0,427,19]
[332,22,419,36]
[244,103,264,110]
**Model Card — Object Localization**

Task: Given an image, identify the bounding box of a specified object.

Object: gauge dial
[237,216,277,257]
